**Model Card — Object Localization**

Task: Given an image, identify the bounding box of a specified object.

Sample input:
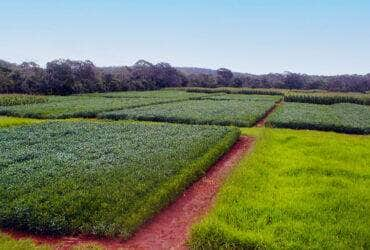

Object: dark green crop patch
[267,102,370,134]
[0,94,47,106]
[0,121,239,239]
[0,96,184,119]
[99,97,278,127]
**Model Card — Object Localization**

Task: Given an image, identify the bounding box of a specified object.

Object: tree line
[0,58,369,95]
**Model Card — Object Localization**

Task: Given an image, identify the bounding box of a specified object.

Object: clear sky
[0,0,369,75]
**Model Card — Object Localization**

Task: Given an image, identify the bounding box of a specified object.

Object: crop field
[0,89,369,248]
[0,96,183,119]
[190,128,370,249]
[198,93,282,102]
[184,87,285,96]
[184,87,370,105]
[92,89,210,99]
[284,92,370,105]
[267,102,370,134]
[99,97,278,127]
[0,94,47,106]
[0,120,239,238]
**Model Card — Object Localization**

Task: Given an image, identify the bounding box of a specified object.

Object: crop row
[89,89,210,99]
[184,87,284,96]
[184,87,370,105]
[100,98,279,127]
[284,92,370,105]
[0,121,239,238]
[0,96,185,119]
[267,102,370,134]
[0,94,47,106]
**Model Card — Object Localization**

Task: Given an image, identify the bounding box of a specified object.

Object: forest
[0,58,369,95]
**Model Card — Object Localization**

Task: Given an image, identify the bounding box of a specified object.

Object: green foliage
[0,233,50,250]
[185,87,284,96]
[0,94,47,106]
[90,90,209,99]
[100,97,278,127]
[267,102,370,134]
[190,128,370,249]
[0,96,184,119]
[184,87,370,105]
[284,92,370,105]
[198,93,282,102]
[0,116,44,127]
[0,121,239,239]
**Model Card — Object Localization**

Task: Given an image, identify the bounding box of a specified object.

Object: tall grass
[190,128,370,249]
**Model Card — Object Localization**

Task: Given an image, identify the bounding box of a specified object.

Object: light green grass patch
[0,232,50,250]
[0,116,44,127]
[190,128,370,249]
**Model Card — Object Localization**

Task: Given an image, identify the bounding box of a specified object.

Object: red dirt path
[4,136,254,250]
[256,100,282,127]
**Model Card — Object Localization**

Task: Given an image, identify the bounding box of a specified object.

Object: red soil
[4,136,255,250]
[256,100,282,127]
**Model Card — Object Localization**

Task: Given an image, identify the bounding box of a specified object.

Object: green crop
[184,87,284,96]
[190,128,370,249]
[0,96,184,119]
[100,97,278,127]
[0,121,239,239]
[267,102,370,134]
[89,90,210,99]
[0,94,47,106]
[284,92,370,105]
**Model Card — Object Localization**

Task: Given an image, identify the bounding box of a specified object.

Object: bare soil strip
[4,136,255,250]
[256,100,283,127]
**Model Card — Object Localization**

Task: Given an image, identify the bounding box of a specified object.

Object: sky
[0,0,370,75]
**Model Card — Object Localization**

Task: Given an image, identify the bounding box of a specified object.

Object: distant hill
[176,66,245,76]
[176,67,217,76]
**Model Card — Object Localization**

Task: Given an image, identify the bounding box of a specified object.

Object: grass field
[267,102,370,134]
[0,116,44,127]
[0,120,239,238]
[100,97,278,127]
[190,128,370,249]
[0,233,50,250]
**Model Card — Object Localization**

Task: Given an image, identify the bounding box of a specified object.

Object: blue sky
[0,0,369,74]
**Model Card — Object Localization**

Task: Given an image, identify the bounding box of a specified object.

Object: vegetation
[190,128,370,249]
[0,94,47,106]
[100,97,278,127]
[0,121,239,238]
[0,233,50,250]
[0,116,44,127]
[0,96,185,119]
[198,93,282,102]
[89,89,209,99]
[184,87,284,96]
[284,92,370,105]
[268,102,370,134]
[1,58,369,95]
